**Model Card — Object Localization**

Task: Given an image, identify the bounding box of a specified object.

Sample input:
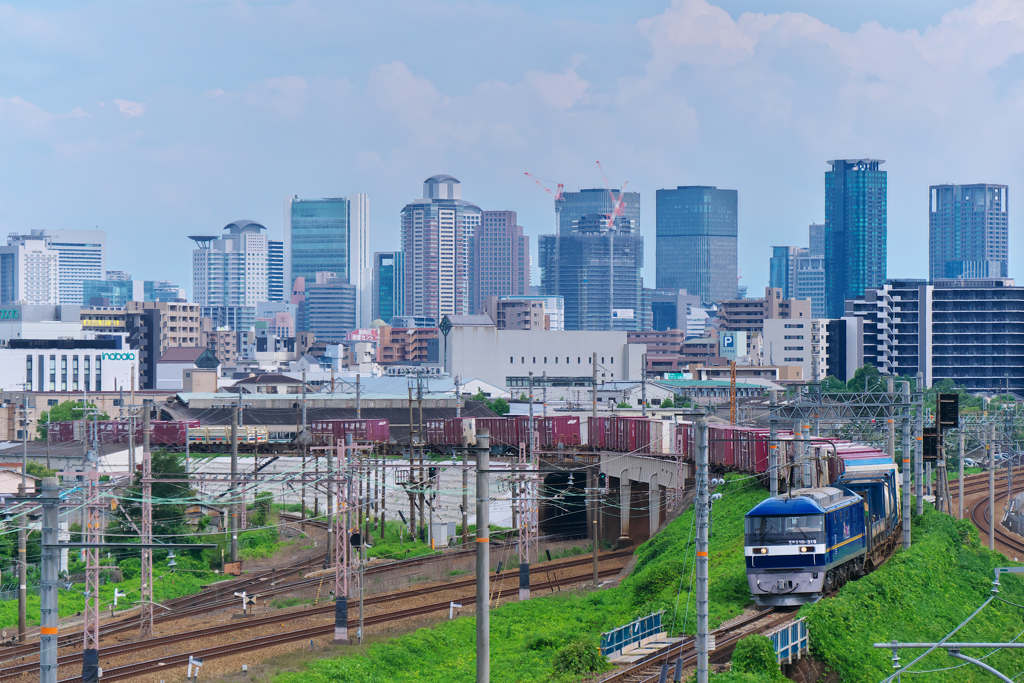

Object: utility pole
[39,477,58,683]
[528,371,534,458]
[129,366,135,472]
[959,430,965,520]
[589,467,599,585]
[769,390,778,497]
[475,428,491,683]
[592,352,598,419]
[989,423,996,551]
[641,353,647,417]
[902,415,912,549]
[887,376,895,462]
[695,417,710,683]
[461,434,469,548]
[140,447,154,637]
[355,373,361,420]
[408,386,415,537]
[17,482,26,644]
[916,372,924,516]
[454,374,462,418]
[418,377,425,538]
[542,371,547,418]
[230,395,239,563]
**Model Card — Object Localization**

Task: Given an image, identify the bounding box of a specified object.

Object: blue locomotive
[744,457,901,606]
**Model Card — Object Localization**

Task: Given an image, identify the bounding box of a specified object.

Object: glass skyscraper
[928,184,1008,280]
[655,186,737,305]
[824,159,887,318]
[373,251,404,324]
[284,196,350,292]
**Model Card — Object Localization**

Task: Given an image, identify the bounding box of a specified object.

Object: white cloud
[244,76,308,117]
[114,99,146,117]
[0,96,89,128]
[205,88,225,98]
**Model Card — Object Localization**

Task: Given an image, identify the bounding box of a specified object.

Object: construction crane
[730,360,737,424]
[595,160,628,230]
[525,172,565,296]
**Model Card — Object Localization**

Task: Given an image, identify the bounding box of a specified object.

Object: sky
[2,0,1023,298]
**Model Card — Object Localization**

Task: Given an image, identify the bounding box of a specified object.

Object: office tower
[655,186,738,305]
[469,210,530,314]
[0,234,60,305]
[929,184,1008,280]
[190,220,269,307]
[769,246,802,299]
[808,223,825,256]
[305,272,356,343]
[350,193,372,328]
[267,240,285,302]
[106,270,131,281]
[83,279,184,307]
[5,229,105,305]
[538,213,643,331]
[794,252,826,318]
[372,251,404,324]
[400,175,482,318]
[825,159,887,318]
[199,305,256,333]
[284,196,350,293]
[556,188,640,236]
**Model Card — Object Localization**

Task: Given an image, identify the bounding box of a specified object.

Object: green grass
[799,505,1024,682]
[270,475,767,683]
[271,597,313,610]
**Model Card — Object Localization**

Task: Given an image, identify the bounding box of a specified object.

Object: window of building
[47,399,58,407]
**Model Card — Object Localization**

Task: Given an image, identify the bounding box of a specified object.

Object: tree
[26,461,56,479]
[616,402,631,409]
[821,375,848,393]
[37,400,109,439]
[472,388,487,402]
[846,365,881,393]
[659,397,674,408]
[489,398,510,416]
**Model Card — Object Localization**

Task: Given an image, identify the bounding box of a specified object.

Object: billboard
[719,331,746,360]
[347,328,379,342]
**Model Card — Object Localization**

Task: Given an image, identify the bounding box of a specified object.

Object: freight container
[309,419,391,444]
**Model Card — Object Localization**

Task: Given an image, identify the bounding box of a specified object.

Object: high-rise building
[400,175,481,319]
[106,270,131,281]
[469,210,530,314]
[0,234,60,305]
[190,220,269,307]
[655,186,737,305]
[794,252,826,319]
[350,193,372,328]
[284,196,350,292]
[199,305,255,333]
[825,159,887,318]
[267,240,285,303]
[83,279,184,307]
[538,213,643,331]
[556,188,640,236]
[929,184,1008,280]
[808,223,825,256]
[14,229,106,305]
[372,251,404,324]
[305,271,356,343]
[769,246,802,299]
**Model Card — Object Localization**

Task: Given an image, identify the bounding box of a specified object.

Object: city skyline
[2,1,1022,296]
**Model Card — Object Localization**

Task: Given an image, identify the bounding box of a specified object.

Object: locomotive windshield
[745,514,824,545]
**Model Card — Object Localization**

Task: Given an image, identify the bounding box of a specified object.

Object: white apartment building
[762,318,828,381]
[191,220,268,307]
[0,234,60,305]
[350,193,372,329]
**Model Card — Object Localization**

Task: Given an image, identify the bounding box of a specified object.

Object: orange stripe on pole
[40,627,58,634]
[697,551,708,557]
[903,459,910,463]
[476,538,488,543]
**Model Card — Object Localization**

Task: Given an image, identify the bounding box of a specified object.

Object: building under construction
[538,213,643,331]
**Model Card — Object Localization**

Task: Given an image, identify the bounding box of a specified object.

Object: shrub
[551,638,609,676]
[731,635,785,681]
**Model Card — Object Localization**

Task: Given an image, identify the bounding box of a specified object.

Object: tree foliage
[37,400,109,438]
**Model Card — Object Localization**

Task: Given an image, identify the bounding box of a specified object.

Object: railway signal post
[769,390,778,498]
[695,417,710,683]
[476,428,492,683]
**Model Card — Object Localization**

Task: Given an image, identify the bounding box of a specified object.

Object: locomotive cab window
[745,514,824,544]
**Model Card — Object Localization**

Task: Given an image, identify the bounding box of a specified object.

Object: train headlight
[800,546,813,553]
[751,547,767,554]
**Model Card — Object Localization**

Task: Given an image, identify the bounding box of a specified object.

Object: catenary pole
[592,352,598,419]
[17,482,26,643]
[769,390,778,497]
[916,372,924,515]
[230,394,239,563]
[959,430,965,519]
[989,423,996,551]
[475,428,491,683]
[39,477,58,683]
[695,417,710,683]
[902,416,912,549]
[590,468,599,585]
[887,376,895,462]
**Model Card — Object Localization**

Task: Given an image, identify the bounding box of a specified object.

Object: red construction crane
[596,160,628,229]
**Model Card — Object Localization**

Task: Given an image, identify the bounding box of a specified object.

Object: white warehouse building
[443,325,646,399]
[0,342,139,393]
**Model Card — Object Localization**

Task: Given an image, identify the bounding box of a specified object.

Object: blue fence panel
[600,612,663,657]
[766,617,809,664]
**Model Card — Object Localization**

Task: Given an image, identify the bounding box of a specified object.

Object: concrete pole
[542,371,547,418]
[528,371,534,456]
[589,468,599,585]
[641,353,647,417]
[769,390,778,498]
[356,373,361,419]
[40,477,58,683]
[327,436,334,560]
[408,387,415,537]
[17,483,26,643]
[617,472,631,548]
[802,424,812,488]
[592,352,598,419]
[230,397,239,563]
[959,430,965,520]
[887,376,895,462]
[696,418,710,683]
[475,428,491,683]
[989,423,996,551]
[462,435,469,548]
[129,368,135,472]
[455,375,462,418]
[915,372,924,515]
[901,417,912,549]
[649,475,660,538]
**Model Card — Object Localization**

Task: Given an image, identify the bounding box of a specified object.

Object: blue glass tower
[825,159,887,318]
[285,196,350,291]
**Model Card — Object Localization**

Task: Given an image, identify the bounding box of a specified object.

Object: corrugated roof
[234,374,302,385]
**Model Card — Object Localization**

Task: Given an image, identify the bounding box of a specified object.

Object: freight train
[744,450,900,606]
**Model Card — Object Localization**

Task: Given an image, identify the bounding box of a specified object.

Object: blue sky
[2,0,1021,296]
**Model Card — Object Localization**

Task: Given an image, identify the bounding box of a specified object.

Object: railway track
[970,488,1024,558]
[49,565,626,683]
[599,609,794,683]
[0,550,631,680]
